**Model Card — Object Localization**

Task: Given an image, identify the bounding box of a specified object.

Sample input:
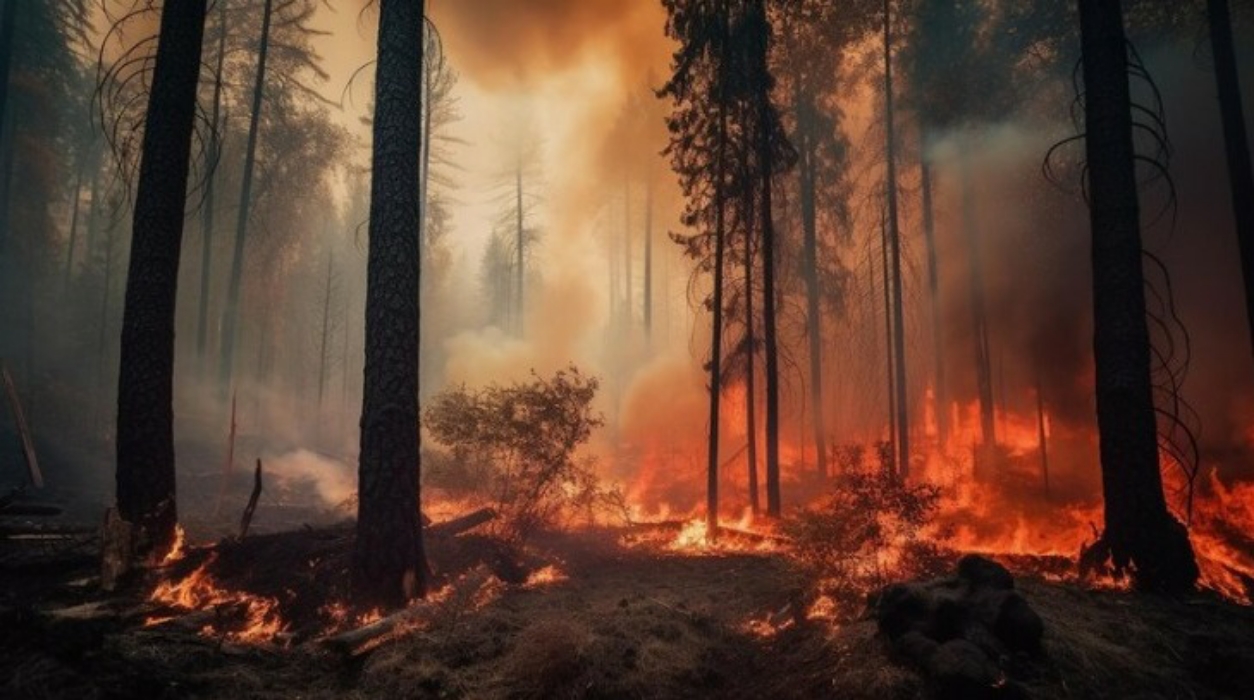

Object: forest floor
[2,522,1254,699]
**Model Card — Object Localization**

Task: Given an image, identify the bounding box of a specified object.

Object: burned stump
[873,555,1043,698]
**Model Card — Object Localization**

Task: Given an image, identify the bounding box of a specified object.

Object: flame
[523,564,568,588]
[147,552,287,643]
[158,525,187,566]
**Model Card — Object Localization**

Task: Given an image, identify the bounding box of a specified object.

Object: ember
[148,552,287,643]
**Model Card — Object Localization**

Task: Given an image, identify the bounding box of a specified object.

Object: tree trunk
[1206,0,1254,372]
[318,253,333,409]
[114,0,208,554]
[707,13,731,537]
[883,0,909,479]
[960,149,996,474]
[515,162,524,336]
[62,165,85,292]
[197,0,228,372]
[218,0,273,397]
[354,0,427,609]
[644,175,653,342]
[0,0,16,147]
[920,149,947,442]
[796,86,827,479]
[1078,0,1197,594]
[758,0,782,517]
[1035,369,1049,497]
[881,206,897,478]
[744,167,760,515]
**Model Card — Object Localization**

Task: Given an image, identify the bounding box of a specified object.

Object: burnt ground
[2,526,1254,699]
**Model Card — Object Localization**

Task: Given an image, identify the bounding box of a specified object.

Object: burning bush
[787,468,951,614]
[423,366,623,540]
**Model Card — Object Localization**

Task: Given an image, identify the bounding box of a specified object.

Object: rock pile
[873,555,1044,698]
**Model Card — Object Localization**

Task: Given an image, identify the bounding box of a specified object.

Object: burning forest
[3,0,1254,698]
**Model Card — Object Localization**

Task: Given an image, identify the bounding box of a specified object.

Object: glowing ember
[147,552,286,643]
[523,564,568,588]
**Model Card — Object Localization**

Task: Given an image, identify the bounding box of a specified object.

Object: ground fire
[4,0,1254,698]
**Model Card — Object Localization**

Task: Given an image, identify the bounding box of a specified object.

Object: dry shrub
[787,463,949,614]
[423,366,623,541]
[495,620,590,699]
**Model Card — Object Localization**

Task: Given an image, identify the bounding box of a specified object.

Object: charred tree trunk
[218,0,273,397]
[796,88,827,479]
[744,167,760,515]
[1035,369,1050,497]
[115,0,208,553]
[1078,0,1197,594]
[0,0,16,145]
[881,206,897,478]
[756,0,783,518]
[707,16,731,537]
[883,0,909,479]
[920,150,947,442]
[354,0,427,608]
[197,0,228,372]
[960,149,996,474]
[1206,0,1254,371]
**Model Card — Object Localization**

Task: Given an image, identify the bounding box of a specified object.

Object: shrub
[423,366,619,540]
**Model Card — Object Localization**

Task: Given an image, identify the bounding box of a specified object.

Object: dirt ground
[2,526,1253,699]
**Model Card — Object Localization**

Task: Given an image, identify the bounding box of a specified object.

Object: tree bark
[960,149,996,474]
[354,0,427,609]
[796,85,827,479]
[1206,0,1254,373]
[744,161,760,515]
[1078,0,1197,594]
[218,0,273,397]
[706,13,730,537]
[115,0,208,553]
[758,0,782,517]
[882,0,909,479]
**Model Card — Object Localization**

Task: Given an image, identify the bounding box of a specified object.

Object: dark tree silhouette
[353,0,427,608]
[114,0,208,553]
[1077,0,1197,594]
[196,0,228,372]
[1206,0,1254,373]
[881,0,907,478]
[661,0,734,535]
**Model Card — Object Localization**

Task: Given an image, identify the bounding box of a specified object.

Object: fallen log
[237,459,263,541]
[320,569,492,655]
[0,503,63,517]
[427,507,496,538]
[1,362,42,489]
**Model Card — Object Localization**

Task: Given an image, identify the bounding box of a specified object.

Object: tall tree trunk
[1035,369,1049,497]
[920,148,947,442]
[0,0,16,146]
[625,178,633,332]
[318,253,333,409]
[1077,0,1197,594]
[796,87,827,479]
[218,0,273,397]
[644,175,653,342]
[744,169,760,515]
[707,14,731,537]
[115,0,208,553]
[62,165,85,292]
[757,1,782,518]
[354,0,427,608]
[515,161,524,336]
[1206,0,1254,371]
[960,149,996,475]
[197,0,228,372]
[882,0,909,479]
[881,206,897,477]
